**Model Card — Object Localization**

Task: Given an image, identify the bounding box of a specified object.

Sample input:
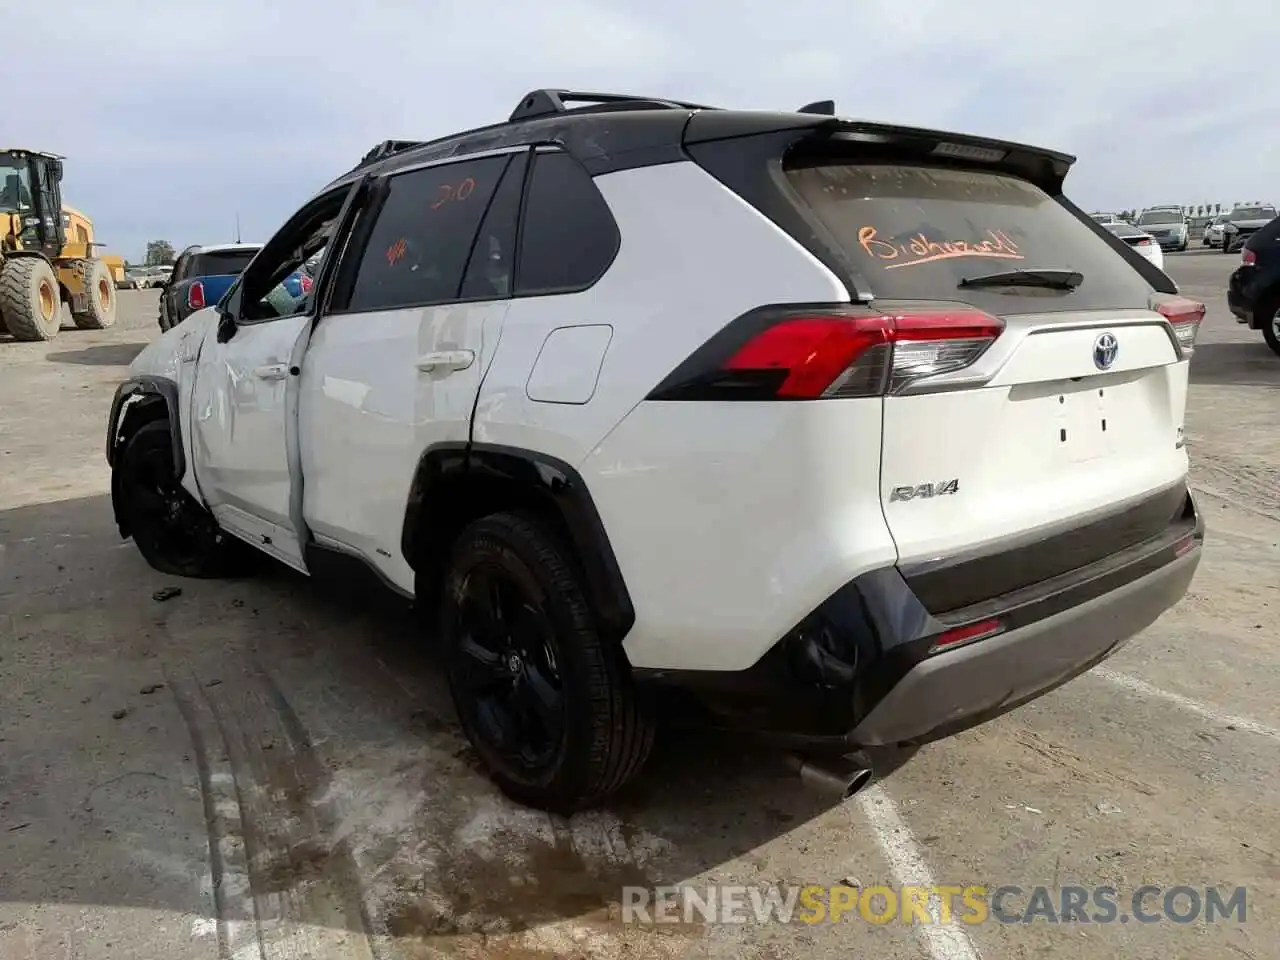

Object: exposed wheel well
[404,444,636,642]
[107,378,184,537]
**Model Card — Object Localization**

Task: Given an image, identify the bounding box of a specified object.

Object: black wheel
[441,512,654,813]
[1222,237,1234,254]
[1260,301,1280,358]
[116,420,243,577]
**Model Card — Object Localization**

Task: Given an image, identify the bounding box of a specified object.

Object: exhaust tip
[787,753,874,801]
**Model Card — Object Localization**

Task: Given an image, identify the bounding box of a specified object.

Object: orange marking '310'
[857,226,1023,270]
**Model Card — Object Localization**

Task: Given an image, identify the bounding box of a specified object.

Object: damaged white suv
[107,89,1205,812]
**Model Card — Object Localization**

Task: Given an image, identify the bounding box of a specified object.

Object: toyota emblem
[1093,332,1119,370]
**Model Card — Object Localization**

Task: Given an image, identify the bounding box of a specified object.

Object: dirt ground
[2,253,1278,960]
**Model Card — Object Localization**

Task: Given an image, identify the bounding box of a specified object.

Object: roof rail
[509,89,716,122]
[358,139,428,167]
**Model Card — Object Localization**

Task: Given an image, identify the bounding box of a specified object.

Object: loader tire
[0,256,62,341]
[72,259,118,330]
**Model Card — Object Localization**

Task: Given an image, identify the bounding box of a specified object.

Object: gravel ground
[2,253,1277,960]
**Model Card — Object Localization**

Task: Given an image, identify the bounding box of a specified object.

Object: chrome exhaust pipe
[786,752,874,801]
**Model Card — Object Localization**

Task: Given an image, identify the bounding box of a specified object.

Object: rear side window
[344,154,508,312]
[190,249,258,277]
[515,151,619,296]
[786,163,1154,314]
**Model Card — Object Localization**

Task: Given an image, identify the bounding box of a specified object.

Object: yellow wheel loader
[0,149,118,341]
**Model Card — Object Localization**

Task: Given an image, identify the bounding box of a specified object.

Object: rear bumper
[638,486,1203,750]
[849,546,1199,746]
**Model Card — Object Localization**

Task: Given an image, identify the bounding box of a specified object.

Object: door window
[339,154,510,313]
[459,151,528,301]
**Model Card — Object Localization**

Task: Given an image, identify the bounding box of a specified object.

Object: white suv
[106,89,1206,812]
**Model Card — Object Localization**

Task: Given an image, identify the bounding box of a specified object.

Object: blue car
[157,242,313,331]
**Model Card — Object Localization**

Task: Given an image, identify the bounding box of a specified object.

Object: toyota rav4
[105,89,1205,812]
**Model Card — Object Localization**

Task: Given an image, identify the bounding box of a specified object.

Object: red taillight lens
[928,617,1004,654]
[674,307,1004,401]
[1136,238,1151,246]
[187,281,205,310]
[1242,248,1257,265]
[1153,295,1205,356]
[301,273,314,294]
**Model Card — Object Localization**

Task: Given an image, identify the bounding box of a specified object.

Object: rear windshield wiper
[959,268,1083,291]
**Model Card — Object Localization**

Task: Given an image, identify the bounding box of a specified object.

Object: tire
[71,259,118,329]
[0,256,62,341]
[1260,301,1280,358]
[1222,237,1234,254]
[440,511,655,813]
[116,420,244,577]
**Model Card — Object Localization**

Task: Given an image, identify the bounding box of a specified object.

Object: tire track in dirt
[173,656,379,960]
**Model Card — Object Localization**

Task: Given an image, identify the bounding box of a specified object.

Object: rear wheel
[0,256,62,341]
[71,259,118,329]
[116,420,243,577]
[440,512,655,813]
[1260,301,1280,357]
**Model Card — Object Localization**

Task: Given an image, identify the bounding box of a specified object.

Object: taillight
[1153,295,1206,356]
[647,305,1005,401]
[1136,237,1151,246]
[1242,248,1257,265]
[187,281,205,310]
[300,273,314,294]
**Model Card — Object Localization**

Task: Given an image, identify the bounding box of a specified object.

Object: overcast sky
[6,0,1275,261]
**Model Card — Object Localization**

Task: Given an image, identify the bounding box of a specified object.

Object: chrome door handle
[253,363,289,380]
[416,349,475,374]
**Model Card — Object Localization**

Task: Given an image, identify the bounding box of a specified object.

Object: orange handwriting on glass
[430,178,478,210]
[385,238,406,266]
[857,226,1022,270]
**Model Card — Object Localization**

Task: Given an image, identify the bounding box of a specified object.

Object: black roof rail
[509,89,716,122]
[798,100,836,116]
[358,139,428,167]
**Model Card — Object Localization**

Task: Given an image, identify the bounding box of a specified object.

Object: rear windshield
[785,163,1153,314]
[1105,223,1143,238]
[1230,207,1276,221]
[190,249,258,277]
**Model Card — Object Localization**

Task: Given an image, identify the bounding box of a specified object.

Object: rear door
[298,148,527,591]
[784,161,1200,588]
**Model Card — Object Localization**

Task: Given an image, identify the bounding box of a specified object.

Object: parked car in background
[1090,211,1122,225]
[106,88,1205,813]
[1136,208,1189,252]
[1102,221,1165,271]
[158,243,262,331]
[1204,213,1231,248]
[1221,205,1278,255]
[1227,213,1280,355]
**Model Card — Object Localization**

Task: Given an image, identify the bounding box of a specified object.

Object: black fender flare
[106,376,184,537]
[106,375,184,473]
[401,442,636,641]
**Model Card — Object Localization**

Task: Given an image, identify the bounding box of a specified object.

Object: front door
[189,184,360,571]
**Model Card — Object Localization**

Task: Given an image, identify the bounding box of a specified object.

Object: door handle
[416,349,475,374]
[253,363,290,381]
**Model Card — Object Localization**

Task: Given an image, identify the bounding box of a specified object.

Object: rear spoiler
[684,112,1076,195]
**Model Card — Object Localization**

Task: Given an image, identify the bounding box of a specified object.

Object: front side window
[0,158,33,212]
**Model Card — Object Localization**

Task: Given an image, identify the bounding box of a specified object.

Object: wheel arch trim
[401,441,636,640]
[106,375,184,475]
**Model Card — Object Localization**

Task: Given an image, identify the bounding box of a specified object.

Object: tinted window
[190,249,259,278]
[516,151,619,296]
[1230,206,1276,220]
[785,162,1153,314]
[345,156,507,312]
[1244,215,1280,252]
[460,152,527,301]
